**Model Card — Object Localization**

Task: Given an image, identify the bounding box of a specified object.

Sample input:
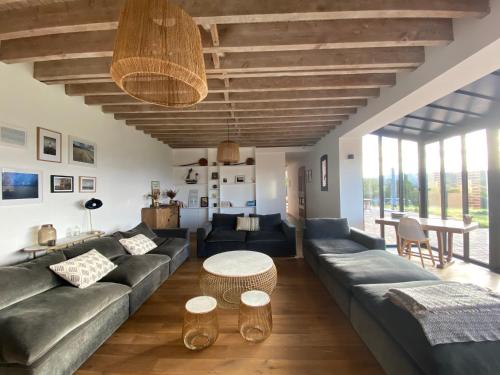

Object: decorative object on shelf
[151,180,160,195]
[38,224,57,246]
[79,176,96,193]
[166,187,178,204]
[84,198,103,234]
[235,175,245,184]
[213,203,218,208]
[179,158,208,167]
[0,124,27,149]
[222,178,227,183]
[37,127,61,163]
[217,124,240,164]
[238,290,272,342]
[211,172,219,180]
[185,168,199,184]
[212,184,218,189]
[111,0,207,107]
[188,189,199,208]
[50,175,74,193]
[320,154,328,192]
[147,190,161,207]
[220,201,232,208]
[234,157,255,166]
[211,192,217,199]
[1,168,42,205]
[463,214,473,224]
[212,162,217,166]
[307,169,312,183]
[246,200,256,207]
[182,296,219,350]
[200,197,208,207]
[69,136,96,167]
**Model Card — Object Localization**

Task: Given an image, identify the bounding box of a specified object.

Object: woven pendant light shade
[111,0,208,107]
[217,141,240,164]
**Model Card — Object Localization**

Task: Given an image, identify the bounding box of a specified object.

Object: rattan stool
[238,290,272,342]
[182,296,218,350]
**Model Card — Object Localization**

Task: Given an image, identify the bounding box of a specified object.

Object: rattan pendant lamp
[110,0,208,107]
[217,124,240,164]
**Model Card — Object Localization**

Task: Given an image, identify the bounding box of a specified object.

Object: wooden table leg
[436,231,445,268]
[396,232,402,256]
[446,232,455,264]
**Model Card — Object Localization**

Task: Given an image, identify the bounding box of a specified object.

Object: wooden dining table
[375,217,479,268]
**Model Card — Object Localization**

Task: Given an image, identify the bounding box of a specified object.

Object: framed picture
[235,175,245,183]
[320,154,328,191]
[151,180,160,195]
[79,176,96,193]
[37,127,62,163]
[1,168,42,205]
[51,175,74,193]
[211,172,219,180]
[0,124,27,149]
[69,136,96,167]
[200,196,208,207]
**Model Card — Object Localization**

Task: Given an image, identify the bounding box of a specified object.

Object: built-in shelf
[180,207,208,210]
[221,183,255,186]
[174,165,208,168]
[174,183,208,187]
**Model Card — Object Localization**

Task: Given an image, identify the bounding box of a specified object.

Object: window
[401,140,419,214]
[382,137,399,212]
[425,142,441,219]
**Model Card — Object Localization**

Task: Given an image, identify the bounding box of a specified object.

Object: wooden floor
[76,258,384,375]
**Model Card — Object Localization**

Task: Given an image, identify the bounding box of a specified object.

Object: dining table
[375,217,479,268]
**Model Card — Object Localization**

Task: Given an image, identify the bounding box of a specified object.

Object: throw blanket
[384,282,500,346]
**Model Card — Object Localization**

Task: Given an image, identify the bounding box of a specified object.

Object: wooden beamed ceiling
[0,0,489,148]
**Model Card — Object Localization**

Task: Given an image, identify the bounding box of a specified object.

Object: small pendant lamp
[217,125,240,164]
[110,0,208,107]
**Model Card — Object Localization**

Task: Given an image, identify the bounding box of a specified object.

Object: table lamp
[84,198,103,234]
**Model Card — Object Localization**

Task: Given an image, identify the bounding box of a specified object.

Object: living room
[0,1,499,374]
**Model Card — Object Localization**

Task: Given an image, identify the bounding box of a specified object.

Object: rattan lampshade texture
[217,140,240,164]
[110,0,208,107]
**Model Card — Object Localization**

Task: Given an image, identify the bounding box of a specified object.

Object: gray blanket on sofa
[384,282,500,346]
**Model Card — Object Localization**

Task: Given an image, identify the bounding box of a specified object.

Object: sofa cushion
[306,239,368,256]
[246,231,286,243]
[0,252,66,310]
[212,213,244,230]
[352,281,500,375]
[113,222,158,240]
[119,234,157,255]
[236,216,260,231]
[101,254,170,288]
[305,218,350,239]
[63,236,127,260]
[319,250,439,291]
[250,213,282,231]
[0,282,130,366]
[150,237,188,259]
[206,229,246,243]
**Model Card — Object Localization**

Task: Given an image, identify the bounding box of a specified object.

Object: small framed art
[37,127,62,163]
[0,124,27,149]
[51,175,74,193]
[151,180,160,195]
[211,172,219,180]
[200,196,208,207]
[79,176,96,193]
[235,175,245,183]
[69,136,96,167]
[1,168,42,205]
[320,154,328,192]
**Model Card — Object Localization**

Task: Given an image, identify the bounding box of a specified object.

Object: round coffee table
[199,251,277,309]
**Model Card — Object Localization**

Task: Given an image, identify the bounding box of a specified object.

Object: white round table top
[202,250,274,277]
[241,290,270,307]
[185,296,217,313]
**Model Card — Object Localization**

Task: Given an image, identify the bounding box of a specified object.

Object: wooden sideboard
[141,206,180,229]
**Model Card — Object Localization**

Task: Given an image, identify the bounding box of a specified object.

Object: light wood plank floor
[76,258,384,375]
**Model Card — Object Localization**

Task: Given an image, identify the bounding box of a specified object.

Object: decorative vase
[38,224,57,246]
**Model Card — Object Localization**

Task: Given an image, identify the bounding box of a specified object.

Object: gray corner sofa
[0,222,189,375]
[304,218,500,375]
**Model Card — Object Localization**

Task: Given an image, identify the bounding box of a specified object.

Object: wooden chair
[397,217,436,268]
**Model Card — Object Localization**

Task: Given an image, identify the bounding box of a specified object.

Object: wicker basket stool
[199,251,277,309]
[239,290,272,342]
[182,296,218,350]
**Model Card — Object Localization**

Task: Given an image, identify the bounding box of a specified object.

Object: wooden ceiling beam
[126,117,342,126]
[0,19,452,63]
[0,0,488,40]
[137,125,336,132]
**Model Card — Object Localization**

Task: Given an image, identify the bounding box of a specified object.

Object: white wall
[255,150,286,218]
[339,137,363,229]
[0,63,173,265]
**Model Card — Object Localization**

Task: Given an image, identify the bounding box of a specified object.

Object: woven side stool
[238,290,272,343]
[182,296,218,350]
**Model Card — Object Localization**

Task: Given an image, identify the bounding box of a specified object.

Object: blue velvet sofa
[303,218,500,375]
[0,222,189,375]
[197,213,296,258]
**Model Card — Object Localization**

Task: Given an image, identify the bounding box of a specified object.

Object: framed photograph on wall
[200,196,208,207]
[0,124,27,149]
[69,136,96,167]
[51,175,74,193]
[37,127,61,163]
[151,180,160,195]
[79,176,96,193]
[211,172,219,180]
[320,154,328,191]
[235,175,245,184]
[1,168,42,205]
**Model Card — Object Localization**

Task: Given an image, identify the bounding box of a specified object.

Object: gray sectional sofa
[304,218,500,375]
[0,223,189,375]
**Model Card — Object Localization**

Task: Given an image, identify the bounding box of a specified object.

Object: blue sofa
[303,218,500,375]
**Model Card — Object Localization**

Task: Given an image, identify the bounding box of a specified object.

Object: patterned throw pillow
[49,249,116,289]
[236,217,260,231]
[119,234,157,255]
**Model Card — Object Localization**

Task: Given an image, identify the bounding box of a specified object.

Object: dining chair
[397,217,436,268]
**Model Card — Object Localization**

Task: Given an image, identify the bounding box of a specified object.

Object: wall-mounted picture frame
[151,180,160,195]
[320,154,328,192]
[51,175,74,193]
[235,175,245,184]
[0,124,27,149]
[211,172,219,180]
[79,176,96,193]
[200,196,208,207]
[69,136,96,167]
[1,168,42,205]
[37,127,61,163]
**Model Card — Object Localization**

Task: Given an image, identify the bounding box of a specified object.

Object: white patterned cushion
[49,249,116,289]
[236,216,260,231]
[119,234,157,255]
